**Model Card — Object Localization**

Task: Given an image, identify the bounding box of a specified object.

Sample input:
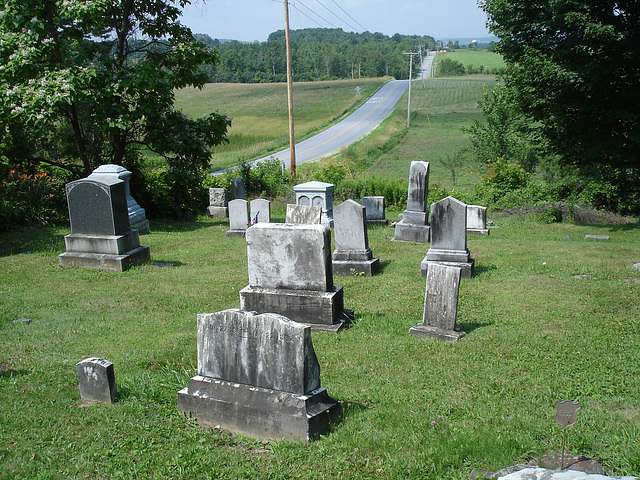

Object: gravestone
[76,357,116,404]
[361,196,388,225]
[177,309,341,441]
[90,164,150,234]
[239,223,348,332]
[294,181,334,227]
[332,199,380,276]
[226,199,249,237]
[208,188,228,218]
[421,196,474,278]
[58,175,150,272]
[410,264,464,341]
[393,161,431,243]
[232,178,246,200]
[285,204,322,225]
[467,205,489,235]
[250,198,271,224]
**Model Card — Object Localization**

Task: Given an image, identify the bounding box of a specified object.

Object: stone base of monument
[240,285,347,332]
[467,227,489,236]
[130,218,150,235]
[177,375,341,441]
[421,249,475,278]
[367,218,389,225]
[392,221,430,243]
[225,229,246,237]
[332,248,380,277]
[58,230,150,272]
[409,324,465,342]
[208,206,228,218]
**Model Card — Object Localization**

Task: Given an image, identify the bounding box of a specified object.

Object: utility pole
[284,0,296,177]
[403,51,418,128]
[418,43,426,88]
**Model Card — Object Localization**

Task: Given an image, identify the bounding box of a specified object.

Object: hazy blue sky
[180,0,490,43]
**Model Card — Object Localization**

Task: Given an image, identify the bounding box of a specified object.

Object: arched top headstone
[66,177,129,235]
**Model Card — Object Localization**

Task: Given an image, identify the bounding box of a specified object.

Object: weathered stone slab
[585,234,610,241]
[410,263,464,341]
[58,246,150,272]
[90,164,149,234]
[177,310,341,441]
[250,198,271,224]
[232,178,246,200]
[497,468,637,480]
[393,161,431,243]
[421,196,474,278]
[227,199,249,237]
[76,357,116,404]
[286,204,322,225]
[208,188,228,218]
[361,196,388,224]
[332,199,379,276]
[467,204,489,235]
[240,223,347,329]
[294,181,334,227]
[246,223,332,291]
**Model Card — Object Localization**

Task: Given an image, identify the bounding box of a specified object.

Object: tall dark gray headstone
[76,357,116,404]
[231,178,246,200]
[59,173,150,272]
[177,309,341,441]
[421,196,474,278]
[239,223,348,331]
[393,161,431,243]
[332,199,379,276]
[410,264,464,341]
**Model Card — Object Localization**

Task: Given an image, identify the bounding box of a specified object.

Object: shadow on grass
[0,226,66,258]
[456,319,492,334]
[474,262,498,276]
[149,219,224,233]
[0,369,29,379]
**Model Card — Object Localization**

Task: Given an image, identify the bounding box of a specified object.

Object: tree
[479,0,640,175]
[0,0,231,214]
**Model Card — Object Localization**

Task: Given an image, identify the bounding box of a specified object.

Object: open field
[440,50,506,71]
[1,211,640,479]
[175,78,386,171]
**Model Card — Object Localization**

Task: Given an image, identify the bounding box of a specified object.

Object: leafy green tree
[0,0,231,214]
[479,0,640,174]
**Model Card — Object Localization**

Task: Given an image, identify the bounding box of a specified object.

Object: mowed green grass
[175,78,386,170]
[441,49,506,71]
[1,213,640,479]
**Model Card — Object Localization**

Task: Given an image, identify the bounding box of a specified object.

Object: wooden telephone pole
[284,0,296,177]
[403,51,419,128]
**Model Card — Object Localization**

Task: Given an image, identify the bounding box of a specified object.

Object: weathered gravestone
[467,204,489,235]
[294,181,334,227]
[76,357,116,404]
[250,198,271,224]
[232,177,246,200]
[285,204,322,225]
[393,161,431,243]
[58,174,150,272]
[90,164,150,234]
[226,199,249,237]
[332,199,380,276]
[361,196,388,225]
[239,223,348,332]
[208,188,228,218]
[421,196,474,278]
[410,263,464,341]
[177,309,341,441]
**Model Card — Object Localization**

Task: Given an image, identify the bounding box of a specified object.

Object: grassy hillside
[175,78,386,171]
[1,212,639,479]
[440,49,506,71]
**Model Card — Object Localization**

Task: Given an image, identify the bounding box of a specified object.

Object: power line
[313,0,361,33]
[327,0,368,32]
[295,0,340,29]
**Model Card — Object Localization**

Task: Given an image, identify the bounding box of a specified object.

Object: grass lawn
[2,210,640,479]
[440,50,506,72]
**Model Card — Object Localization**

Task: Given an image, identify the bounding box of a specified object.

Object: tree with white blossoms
[0,0,231,214]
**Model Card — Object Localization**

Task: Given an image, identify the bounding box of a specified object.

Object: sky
[180,0,491,43]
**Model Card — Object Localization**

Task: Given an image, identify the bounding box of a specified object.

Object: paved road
[221,51,435,172]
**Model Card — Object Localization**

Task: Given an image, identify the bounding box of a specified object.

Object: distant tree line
[196,28,436,83]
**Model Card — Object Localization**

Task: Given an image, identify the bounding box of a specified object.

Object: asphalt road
[222,51,436,172]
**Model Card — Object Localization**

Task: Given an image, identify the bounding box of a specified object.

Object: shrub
[476,158,529,204]
[335,176,407,210]
[0,161,69,231]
